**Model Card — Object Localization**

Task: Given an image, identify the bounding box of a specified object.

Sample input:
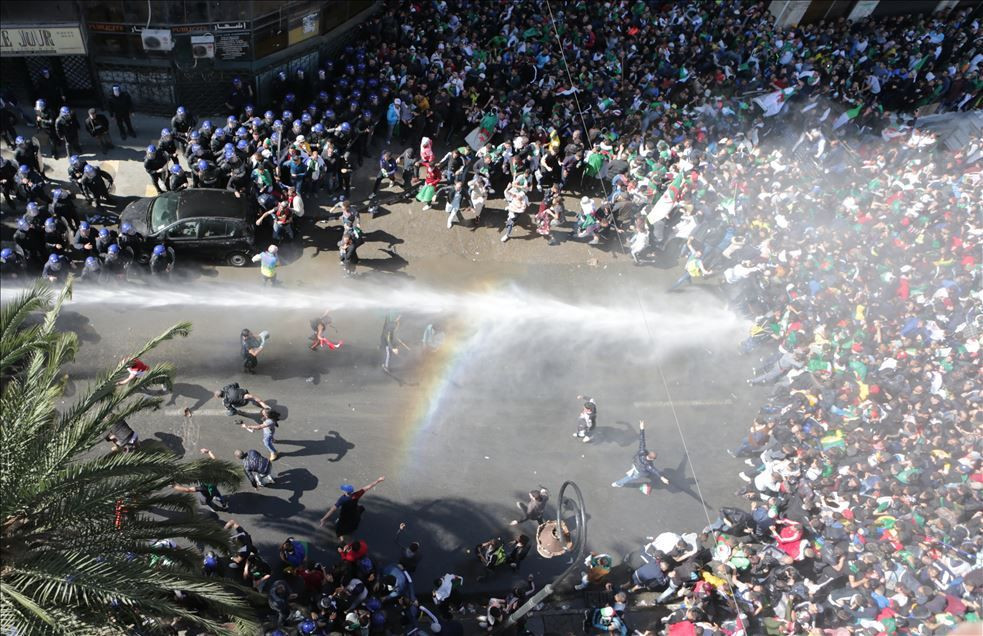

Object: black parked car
[120,189,256,266]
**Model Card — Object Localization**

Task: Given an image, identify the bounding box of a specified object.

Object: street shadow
[358,248,411,276]
[661,455,713,511]
[53,310,102,344]
[275,430,353,462]
[227,490,305,518]
[153,432,186,458]
[360,228,404,249]
[165,382,214,410]
[268,467,319,505]
[263,399,289,421]
[594,421,639,447]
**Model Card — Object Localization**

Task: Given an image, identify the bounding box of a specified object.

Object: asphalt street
[1,114,767,599]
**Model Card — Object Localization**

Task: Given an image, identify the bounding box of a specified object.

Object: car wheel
[227,251,249,267]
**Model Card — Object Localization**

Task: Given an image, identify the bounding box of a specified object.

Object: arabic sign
[1,26,87,57]
[88,21,250,35]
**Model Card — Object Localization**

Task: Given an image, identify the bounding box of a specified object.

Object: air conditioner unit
[191,34,215,59]
[141,29,173,52]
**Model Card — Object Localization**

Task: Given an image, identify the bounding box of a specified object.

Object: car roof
[176,189,251,220]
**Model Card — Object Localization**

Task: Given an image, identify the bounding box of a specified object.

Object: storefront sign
[0,26,87,57]
[215,32,250,61]
[288,11,320,45]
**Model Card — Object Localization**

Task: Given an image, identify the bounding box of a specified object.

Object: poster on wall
[215,32,250,61]
[0,26,87,57]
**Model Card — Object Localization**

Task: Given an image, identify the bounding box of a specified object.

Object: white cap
[267,245,278,254]
[296,135,305,142]
[394,98,402,106]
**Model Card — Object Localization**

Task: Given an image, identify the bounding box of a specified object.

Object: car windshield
[150,194,179,232]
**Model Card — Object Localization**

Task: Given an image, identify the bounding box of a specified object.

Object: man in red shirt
[116,357,150,386]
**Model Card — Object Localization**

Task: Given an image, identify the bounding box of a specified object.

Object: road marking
[632,399,734,408]
[164,408,236,416]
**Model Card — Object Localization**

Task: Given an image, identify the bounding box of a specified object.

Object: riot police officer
[34,99,58,158]
[170,106,196,152]
[54,106,82,156]
[51,188,81,232]
[157,128,179,165]
[80,164,114,210]
[144,144,169,194]
[167,164,189,192]
[148,243,175,278]
[42,252,72,282]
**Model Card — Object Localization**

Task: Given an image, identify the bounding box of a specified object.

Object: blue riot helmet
[344,64,355,76]
[264,110,275,121]
[336,77,350,92]
[85,256,98,267]
[284,92,295,104]
[15,135,25,145]
[334,93,346,104]
[25,202,39,215]
[362,109,373,120]
[322,59,334,72]
[59,106,70,116]
[176,106,186,117]
[356,62,366,74]
[223,142,235,153]
[197,159,208,171]
[18,164,30,175]
[273,119,283,130]
[35,99,46,110]
[367,77,379,89]
[312,123,324,134]
[107,244,120,255]
[251,117,262,128]
[226,115,237,126]
[301,112,312,124]
[0,248,13,261]
[277,70,287,81]
[170,165,183,175]
[213,128,226,139]
[351,88,362,101]
[368,93,380,105]
[83,164,95,175]
[120,222,133,234]
[244,104,254,115]
[153,244,166,256]
[44,217,56,230]
[323,109,335,120]
[348,100,359,112]
[98,228,110,238]
[79,221,91,232]
[190,143,203,156]
[200,119,213,131]
[17,217,30,231]
[339,122,351,134]
[354,77,366,89]
[68,155,80,166]
[189,130,200,142]
[380,85,391,98]
[51,188,63,199]
[160,127,172,139]
[236,126,248,137]
[318,90,329,101]
[298,619,317,635]
[292,119,302,131]
[47,253,62,266]
[236,140,248,151]
[232,76,242,86]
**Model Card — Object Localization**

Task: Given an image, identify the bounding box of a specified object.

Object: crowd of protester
[3,0,982,634]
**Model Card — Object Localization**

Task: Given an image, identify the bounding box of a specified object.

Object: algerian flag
[646,172,685,224]
[752,87,795,117]
[881,126,907,141]
[832,104,862,130]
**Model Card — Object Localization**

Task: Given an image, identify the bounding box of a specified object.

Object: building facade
[1,0,375,114]
[768,0,982,27]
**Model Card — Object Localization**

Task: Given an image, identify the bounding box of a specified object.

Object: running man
[309,310,343,351]
[573,395,597,443]
[319,476,386,541]
[381,311,407,372]
[116,357,149,385]
[611,420,670,494]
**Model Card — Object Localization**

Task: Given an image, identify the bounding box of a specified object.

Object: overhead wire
[542,0,747,628]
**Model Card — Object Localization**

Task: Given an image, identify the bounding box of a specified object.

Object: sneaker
[582,436,591,443]
[501,233,510,242]
[660,476,670,485]
[639,484,652,495]
[738,472,752,483]
[611,482,623,488]
[744,459,756,467]
[574,583,586,591]
[572,432,581,438]
[270,452,279,461]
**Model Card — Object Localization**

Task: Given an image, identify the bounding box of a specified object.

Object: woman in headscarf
[419,136,434,164]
